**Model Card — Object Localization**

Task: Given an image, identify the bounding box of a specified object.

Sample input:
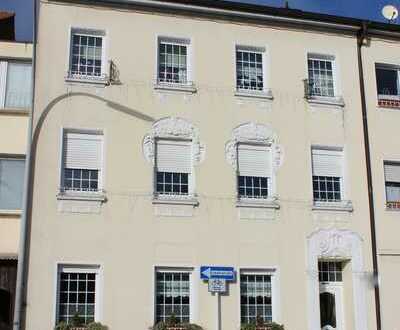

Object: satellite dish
[382,4,399,22]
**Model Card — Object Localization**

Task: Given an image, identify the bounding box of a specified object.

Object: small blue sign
[200,266,235,281]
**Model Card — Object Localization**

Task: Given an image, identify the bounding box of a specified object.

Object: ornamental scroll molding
[225,122,283,171]
[143,117,205,165]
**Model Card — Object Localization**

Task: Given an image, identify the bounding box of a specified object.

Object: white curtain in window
[64,132,103,170]
[312,148,343,177]
[156,140,191,173]
[0,61,7,107]
[0,158,25,210]
[384,163,400,183]
[5,62,32,109]
[238,144,271,177]
[386,185,400,202]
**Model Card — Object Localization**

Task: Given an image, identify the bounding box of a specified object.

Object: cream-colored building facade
[23,1,400,330]
[0,40,32,330]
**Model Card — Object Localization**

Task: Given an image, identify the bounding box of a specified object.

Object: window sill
[65,75,109,86]
[234,89,273,100]
[152,196,199,206]
[306,96,345,108]
[312,200,353,212]
[236,199,280,209]
[57,191,107,202]
[154,82,197,93]
[0,209,22,216]
[0,108,30,115]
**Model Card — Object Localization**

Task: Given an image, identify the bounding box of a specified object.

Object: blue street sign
[200,266,235,281]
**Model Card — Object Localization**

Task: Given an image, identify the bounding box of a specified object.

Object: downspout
[357,22,382,330]
[12,0,38,328]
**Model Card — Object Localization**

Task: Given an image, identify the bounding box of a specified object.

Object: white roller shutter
[312,148,343,177]
[64,132,103,170]
[384,163,400,183]
[238,144,271,177]
[0,61,8,108]
[156,139,191,173]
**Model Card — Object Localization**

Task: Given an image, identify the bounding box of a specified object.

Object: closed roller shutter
[238,144,271,177]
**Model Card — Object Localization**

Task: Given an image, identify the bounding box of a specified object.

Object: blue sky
[0,0,399,42]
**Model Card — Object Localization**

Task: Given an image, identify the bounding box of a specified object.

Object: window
[0,157,25,210]
[237,144,271,199]
[384,162,400,209]
[56,265,100,324]
[318,261,343,282]
[158,37,189,85]
[240,272,273,324]
[312,148,343,203]
[68,29,105,80]
[61,131,103,193]
[307,55,335,97]
[155,139,192,197]
[155,269,191,323]
[376,65,399,97]
[236,47,264,92]
[0,61,32,109]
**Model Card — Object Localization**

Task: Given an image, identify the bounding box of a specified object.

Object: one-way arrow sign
[200,266,235,281]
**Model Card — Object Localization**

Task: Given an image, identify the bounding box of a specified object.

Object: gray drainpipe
[357,22,382,330]
[12,0,38,328]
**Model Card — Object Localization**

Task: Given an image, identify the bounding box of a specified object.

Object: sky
[0,0,399,42]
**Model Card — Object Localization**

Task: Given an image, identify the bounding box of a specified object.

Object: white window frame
[375,63,400,100]
[59,128,104,196]
[238,268,280,326]
[54,263,103,326]
[66,27,108,84]
[153,266,195,324]
[234,45,272,99]
[154,35,196,92]
[0,59,32,110]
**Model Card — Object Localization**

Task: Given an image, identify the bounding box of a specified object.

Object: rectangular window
[308,55,335,97]
[155,269,191,323]
[57,265,99,324]
[155,140,191,197]
[237,144,270,199]
[236,47,264,92]
[318,261,343,282]
[384,162,400,209]
[0,61,32,109]
[69,29,105,79]
[312,148,343,202]
[62,131,103,193]
[0,157,25,210]
[376,65,399,97]
[158,38,189,85]
[240,271,273,324]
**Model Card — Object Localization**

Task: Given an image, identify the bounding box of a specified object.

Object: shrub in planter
[54,316,108,330]
[150,315,203,330]
[240,316,284,330]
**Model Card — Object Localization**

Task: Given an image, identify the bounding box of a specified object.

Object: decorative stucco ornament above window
[225,122,283,171]
[143,117,205,165]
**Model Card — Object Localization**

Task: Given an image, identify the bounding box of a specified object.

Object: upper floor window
[307,54,335,98]
[56,265,100,325]
[376,64,399,97]
[0,61,32,109]
[236,46,265,92]
[157,37,190,86]
[155,139,191,197]
[384,161,400,209]
[68,29,106,82]
[61,131,103,193]
[237,144,271,200]
[0,157,25,211]
[312,148,343,203]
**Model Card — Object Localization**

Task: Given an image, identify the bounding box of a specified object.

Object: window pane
[158,41,188,84]
[0,158,25,209]
[236,49,264,91]
[5,62,32,109]
[308,58,335,97]
[376,67,398,96]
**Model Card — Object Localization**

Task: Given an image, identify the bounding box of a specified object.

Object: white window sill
[154,82,197,93]
[234,89,273,100]
[0,209,22,216]
[57,191,107,202]
[0,108,30,115]
[65,75,109,86]
[236,198,280,209]
[306,96,345,108]
[312,200,353,212]
[152,196,199,206]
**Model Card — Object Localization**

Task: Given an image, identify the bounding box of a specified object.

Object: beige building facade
[0,40,32,330]
[22,1,400,330]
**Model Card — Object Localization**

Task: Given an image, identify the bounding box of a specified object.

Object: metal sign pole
[216,292,221,330]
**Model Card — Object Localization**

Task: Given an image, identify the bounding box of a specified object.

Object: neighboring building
[0,39,32,330]
[23,0,400,330]
[0,12,15,41]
